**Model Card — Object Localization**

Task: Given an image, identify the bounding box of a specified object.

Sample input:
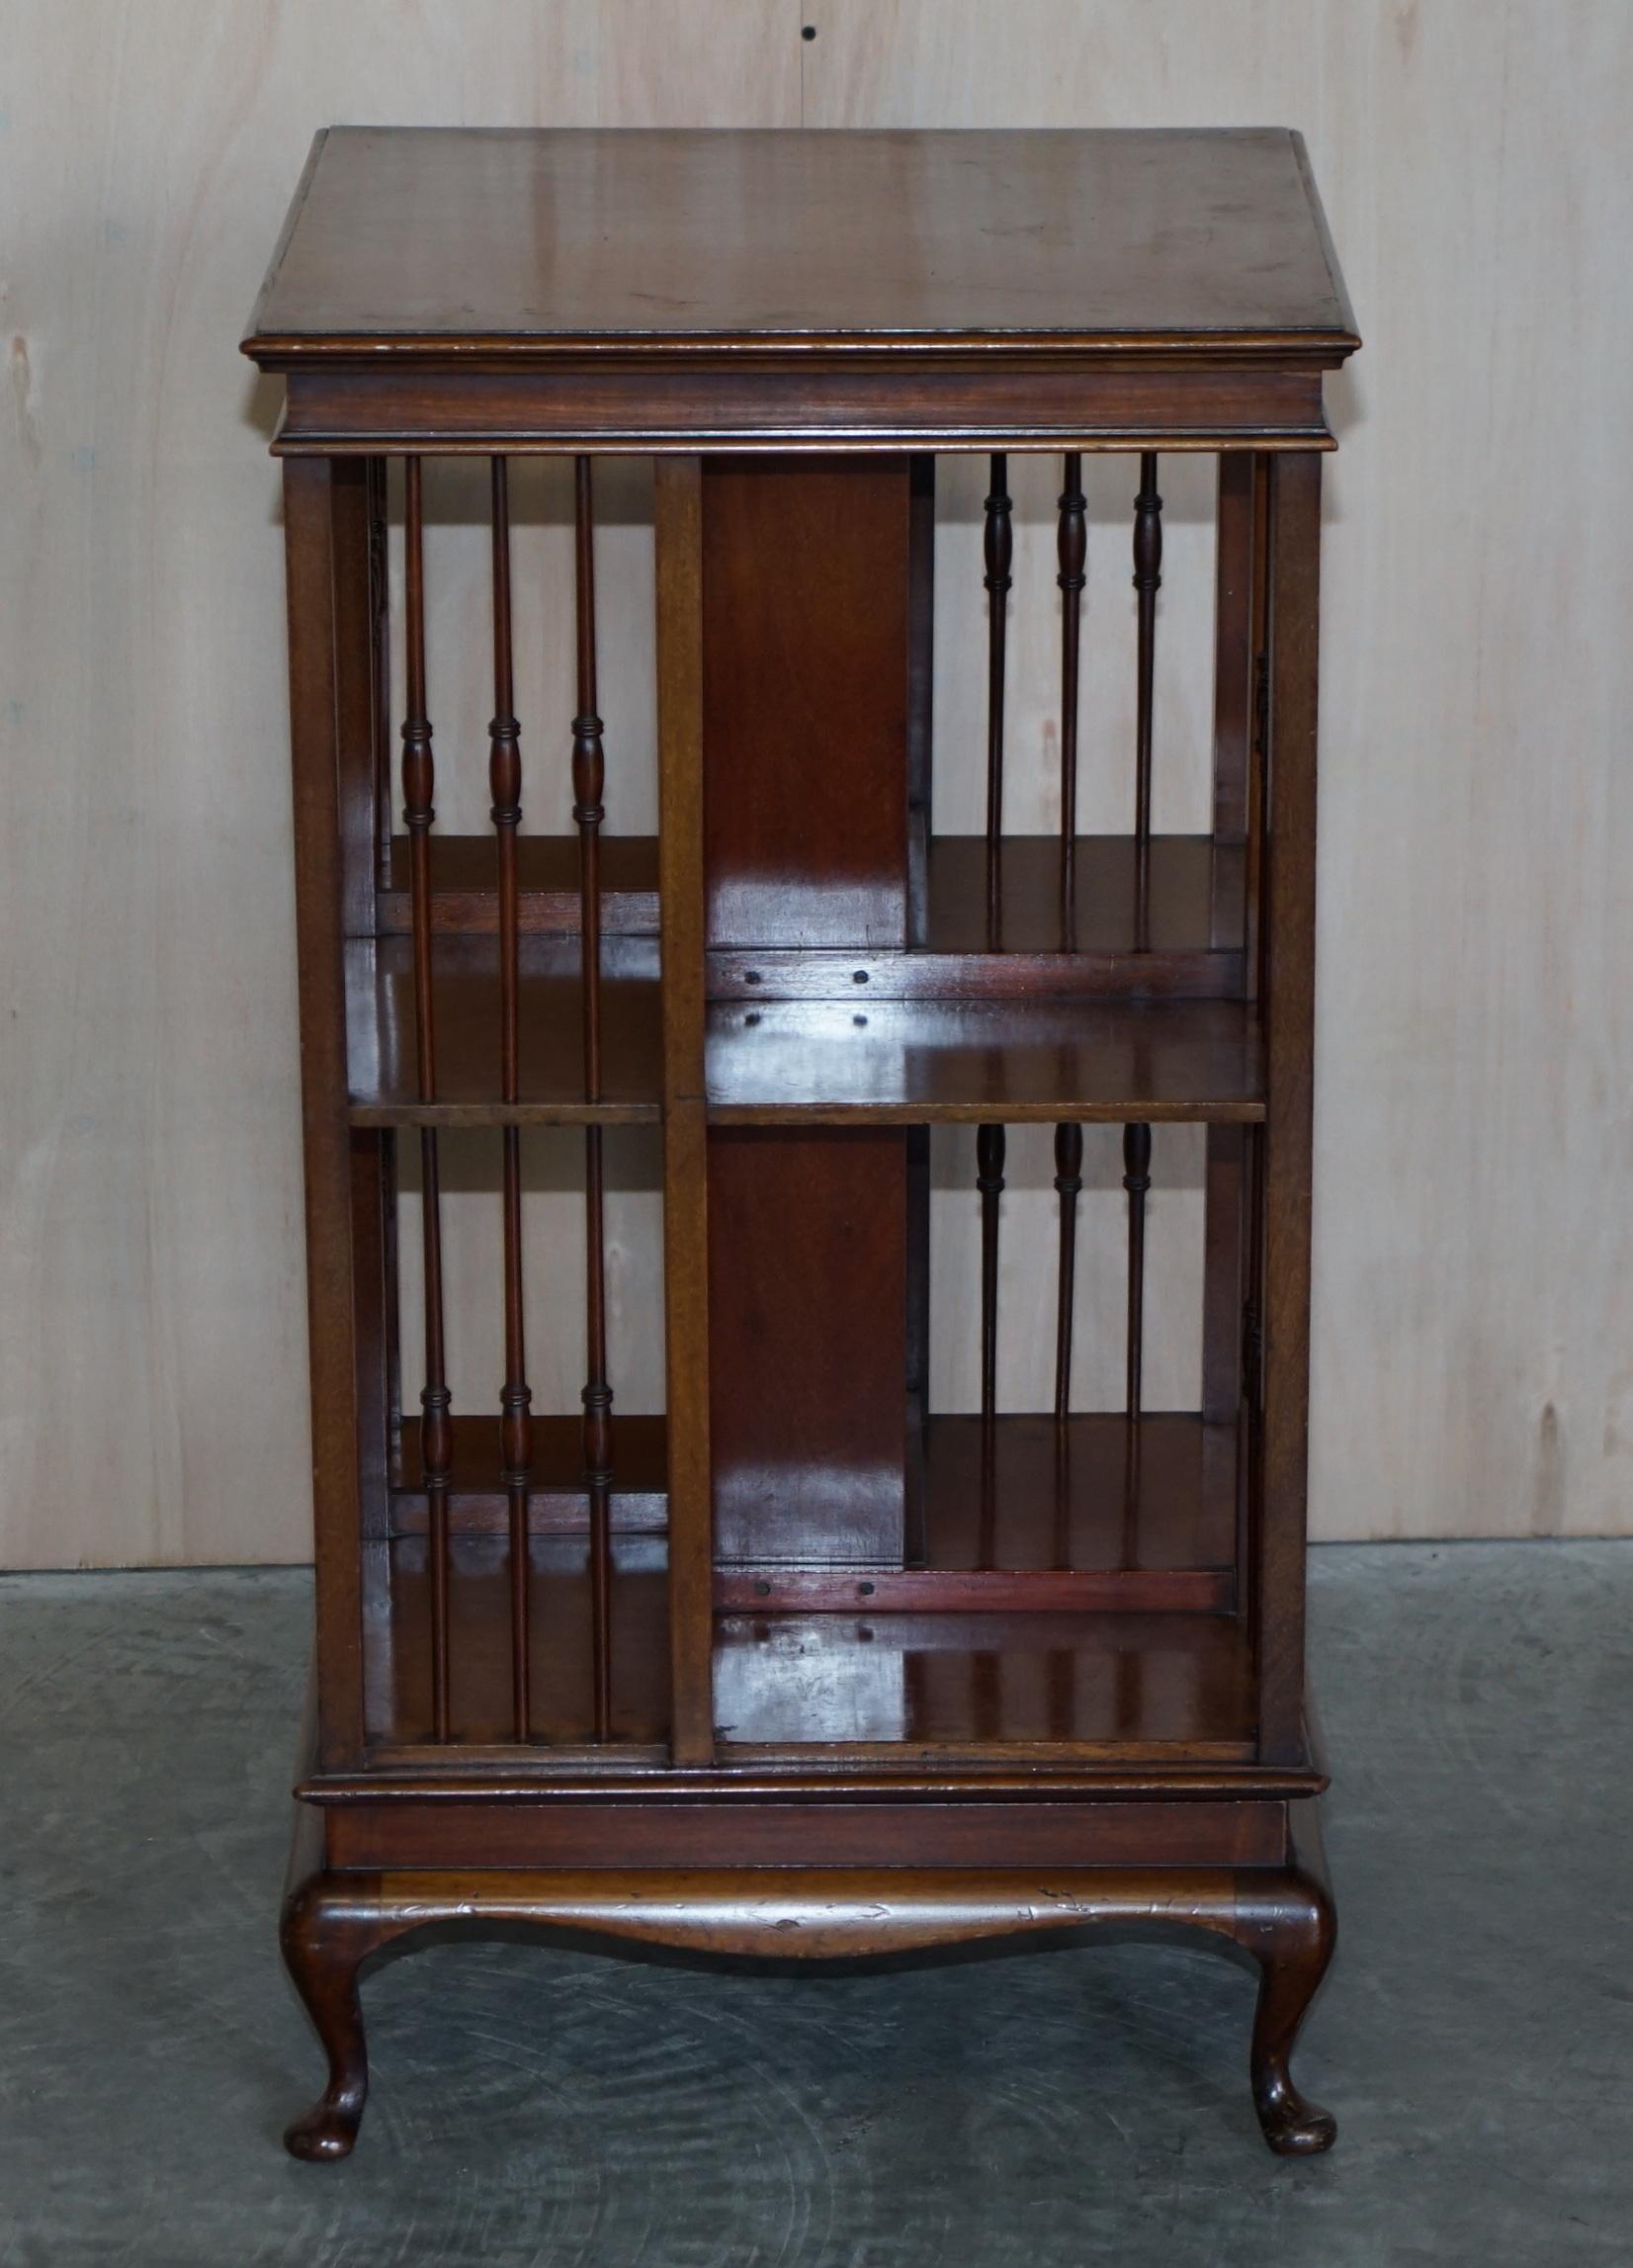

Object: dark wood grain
[573,456,615,1741]
[704,997,1265,1124]
[653,457,715,1768]
[261,125,1351,2163]
[246,129,1359,354]
[486,457,534,1742]
[1132,453,1163,948]
[379,832,658,937]
[1057,454,1087,932]
[983,455,1012,938]
[347,936,660,1125]
[709,1129,908,1567]
[703,457,910,950]
[714,1609,1254,1752]
[282,458,367,1770]
[1256,451,1323,1764]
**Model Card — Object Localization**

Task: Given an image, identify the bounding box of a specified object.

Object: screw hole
[754,1579,771,1597]
[858,1580,875,1596]
[802,22,817,38]
[852,968,869,984]
[744,970,762,986]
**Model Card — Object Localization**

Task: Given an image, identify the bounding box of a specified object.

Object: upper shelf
[379,835,658,939]
[705,998,1263,1125]
[346,937,662,1126]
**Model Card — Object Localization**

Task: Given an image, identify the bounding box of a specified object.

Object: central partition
[703,458,921,1573]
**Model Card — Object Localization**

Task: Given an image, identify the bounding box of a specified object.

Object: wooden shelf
[345,936,662,1125]
[390,1413,667,1533]
[379,833,659,937]
[380,1532,670,1747]
[705,997,1263,1123]
[707,835,1246,1002]
[924,834,1245,958]
[714,1414,1238,1614]
[714,1609,1254,1755]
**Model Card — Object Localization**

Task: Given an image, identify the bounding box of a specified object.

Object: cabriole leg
[1236,1846,1337,2154]
[280,1871,387,2161]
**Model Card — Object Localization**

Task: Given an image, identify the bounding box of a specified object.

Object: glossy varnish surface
[247,128,1357,354]
[254,125,1351,2161]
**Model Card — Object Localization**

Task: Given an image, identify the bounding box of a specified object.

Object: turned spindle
[572,457,615,1742]
[1052,1121,1083,1571]
[402,458,452,1741]
[1132,452,1163,950]
[976,1122,1006,1570]
[983,455,1013,945]
[1122,1120,1153,1561]
[1057,454,1086,939]
[488,457,534,1742]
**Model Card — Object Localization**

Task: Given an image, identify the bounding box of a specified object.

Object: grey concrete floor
[1,1543,1629,2266]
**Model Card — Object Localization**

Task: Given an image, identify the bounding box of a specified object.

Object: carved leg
[280,1871,387,2161]
[1236,1842,1337,2155]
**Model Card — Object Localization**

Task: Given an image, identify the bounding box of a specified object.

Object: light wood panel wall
[3,0,1629,1562]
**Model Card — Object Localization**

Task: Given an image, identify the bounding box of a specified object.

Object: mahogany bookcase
[244,126,1358,2160]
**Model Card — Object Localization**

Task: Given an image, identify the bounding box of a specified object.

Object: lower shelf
[713,1611,1254,1755]
[380,1534,671,1748]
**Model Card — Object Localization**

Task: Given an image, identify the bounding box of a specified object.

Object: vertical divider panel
[654,457,714,1767]
[1257,451,1323,1763]
[282,457,367,1771]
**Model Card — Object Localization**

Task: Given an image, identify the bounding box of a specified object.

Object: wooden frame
[249,126,1358,2162]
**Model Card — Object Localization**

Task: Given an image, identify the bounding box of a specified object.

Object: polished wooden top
[244,127,1357,361]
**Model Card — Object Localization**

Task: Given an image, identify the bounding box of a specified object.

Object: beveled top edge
[242,125,1360,367]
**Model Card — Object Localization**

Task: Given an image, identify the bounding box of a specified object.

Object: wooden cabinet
[245,125,1358,2158]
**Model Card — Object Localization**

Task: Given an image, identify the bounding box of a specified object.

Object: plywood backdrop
[3,0,1630,1565]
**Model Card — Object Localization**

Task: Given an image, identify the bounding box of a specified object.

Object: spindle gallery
[244,126,1358,2159]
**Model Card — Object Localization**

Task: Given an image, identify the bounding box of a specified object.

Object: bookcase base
[280,1795,1336,2161]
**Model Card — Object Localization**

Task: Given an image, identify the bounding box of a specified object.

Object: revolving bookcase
[244,126,1358,2159]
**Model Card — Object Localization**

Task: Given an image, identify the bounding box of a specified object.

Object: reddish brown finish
[390,1411,666,1532]
[704,996,1265,1123]
[252,127,1354,2162]
[246,131,1357,357]
[983,455,1012,937]
[573,457,616,1742]
[653,456,715,1768]
[703,458,911,949]
[1057,453,1087,933]
[327,1796,1284,1874]
[1132,453,1163,948]
[379,832,658,937]
[282,460,368,1771]
[485,458,535,1742]
[709,1129,908,1566]
[1256,451,1323,1763]
[348,936,660,1125]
